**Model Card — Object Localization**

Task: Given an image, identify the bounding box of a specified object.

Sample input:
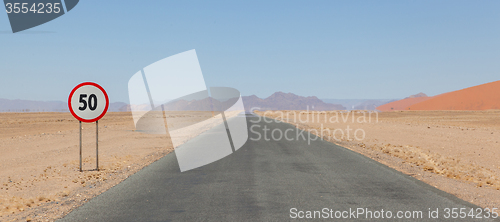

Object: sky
[0,0,499,103]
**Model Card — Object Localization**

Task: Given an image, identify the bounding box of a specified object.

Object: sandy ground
[3,110,500,221]
[0,112,176,222]
[0,110,241,222]
[257,110,500,210]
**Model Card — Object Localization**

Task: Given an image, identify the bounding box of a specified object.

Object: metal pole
[79,121,82,172]
[96,120,99,171]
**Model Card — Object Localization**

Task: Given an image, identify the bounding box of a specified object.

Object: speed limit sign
[68,82,109,122]
[68,82,108,172]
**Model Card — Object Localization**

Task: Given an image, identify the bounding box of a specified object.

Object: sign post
[80,121,82,172]
[96,120,99,170]
[68,82,109,172]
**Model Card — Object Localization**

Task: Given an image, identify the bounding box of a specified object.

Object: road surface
[59,116,493,221]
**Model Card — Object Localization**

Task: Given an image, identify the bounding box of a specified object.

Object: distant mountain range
[0,92,349,113]
[242,92,345,111]
[6,80,496,113]
[0,98,127,112]
[1,91,410,113]
[322,99,396,110]
[131,91,347,111]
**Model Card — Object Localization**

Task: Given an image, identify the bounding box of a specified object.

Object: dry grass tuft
[59,190,70,197]
[37,196,46,202]
[262,110,500,190]
[355,142,499,188]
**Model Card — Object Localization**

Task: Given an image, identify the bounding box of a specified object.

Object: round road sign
[68,82,109,122]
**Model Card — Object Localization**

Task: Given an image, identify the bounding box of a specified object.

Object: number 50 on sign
[68,82,109,122]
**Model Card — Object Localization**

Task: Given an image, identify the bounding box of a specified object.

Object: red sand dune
[377,97,432,111]
[407,80,500,111]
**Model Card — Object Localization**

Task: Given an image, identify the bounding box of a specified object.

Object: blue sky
[1,0,499,103]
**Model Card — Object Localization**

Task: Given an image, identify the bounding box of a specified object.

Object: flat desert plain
[0,112,174,222]
[3,110,500,221]
[258,110,500,209]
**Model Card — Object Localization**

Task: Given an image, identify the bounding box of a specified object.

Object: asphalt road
[59,116,494,221]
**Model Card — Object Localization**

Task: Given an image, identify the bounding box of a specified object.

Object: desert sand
[3,109,500,221]
[377,80,500,111]
[0,110,241,221]
[0,112,175,221]
[408,81,500,110]
[258,110,500,209]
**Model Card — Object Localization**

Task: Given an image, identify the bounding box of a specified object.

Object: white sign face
[68,82,109,122]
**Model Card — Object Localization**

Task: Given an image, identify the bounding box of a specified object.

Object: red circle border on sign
[68,82,109,123]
